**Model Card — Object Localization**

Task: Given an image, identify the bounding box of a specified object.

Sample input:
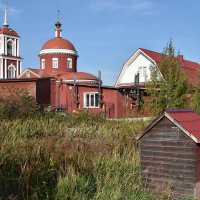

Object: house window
[138,66,148,81]
[67,58,72,68]
[8,65,15,79]
[139,67,142,77]
[84,93,99,108]
[52,58,58,68]
[7,40,13,56]
[143,67,147,80]
[41,59,45,69]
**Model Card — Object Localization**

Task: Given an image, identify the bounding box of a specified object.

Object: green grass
[0,113,194,200]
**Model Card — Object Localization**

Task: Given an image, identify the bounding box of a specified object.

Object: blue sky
[1,0,200,85]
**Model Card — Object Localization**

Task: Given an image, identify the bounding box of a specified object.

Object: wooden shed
[136,109,200,199]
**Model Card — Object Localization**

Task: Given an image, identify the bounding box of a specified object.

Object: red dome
[0,26,18,36]
[42,37,76,51]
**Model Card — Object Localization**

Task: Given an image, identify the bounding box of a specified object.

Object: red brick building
[0,15,133,118]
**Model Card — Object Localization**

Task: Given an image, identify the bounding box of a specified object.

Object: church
[0,8,134,118]
[0,7,199,118]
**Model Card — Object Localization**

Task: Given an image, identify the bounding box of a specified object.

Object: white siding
[117,53,155,86]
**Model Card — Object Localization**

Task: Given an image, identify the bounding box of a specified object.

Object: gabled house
[115,48,200,88]
[136,109,200,199]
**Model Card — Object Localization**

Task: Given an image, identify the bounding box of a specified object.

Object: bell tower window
[8,65,16,79]
[7,40,13,56]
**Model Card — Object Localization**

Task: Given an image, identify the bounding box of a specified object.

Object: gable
[18,69,41,79]
[115,49,159,87]
[136,109,200,143]
[116,48,200,88]
[142,116,194,143]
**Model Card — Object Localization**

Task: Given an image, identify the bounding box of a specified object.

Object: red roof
[42,38,76,51]
[140,48,200,85]
[136,108,200,143]
[0,25,18,36]
[19,69,98,82]
[58,72,98,81]
[166,109,200,142]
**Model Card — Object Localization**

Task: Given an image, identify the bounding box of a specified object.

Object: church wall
[36,78,51,105]
[40,54,77,72]
[0,81,36,98]
[54,83,131,118]
[0,78,52,106]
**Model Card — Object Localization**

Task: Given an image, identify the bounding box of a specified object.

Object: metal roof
[136,108,200,143]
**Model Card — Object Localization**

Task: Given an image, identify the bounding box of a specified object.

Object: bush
[0,87,40,119]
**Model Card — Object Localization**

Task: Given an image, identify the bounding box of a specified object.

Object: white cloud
[8,6,22,17]
[88,0,158,15]
[0,1,22,18]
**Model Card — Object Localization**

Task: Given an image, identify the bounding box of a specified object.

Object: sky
[1,0,200,85]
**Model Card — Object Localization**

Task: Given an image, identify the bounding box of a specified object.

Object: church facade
[0,7,22,79]
[1,7,199,118]
[0,10,133,118]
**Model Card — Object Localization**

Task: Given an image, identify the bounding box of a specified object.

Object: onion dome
[41,38,76,52]
[40,21,77,56]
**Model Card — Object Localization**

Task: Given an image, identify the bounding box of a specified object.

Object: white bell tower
[0,2,22,79]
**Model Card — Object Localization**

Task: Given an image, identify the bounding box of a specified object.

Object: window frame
[138,66,148,81]
[7,64,16,79]
[84,92,99,108]
[143,66,147,80]
[52,58,58,68]
[41,59,45,69]
[7,40,13,56]
[67,58,72,69]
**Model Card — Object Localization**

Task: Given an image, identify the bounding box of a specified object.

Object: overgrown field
[0,112,193,200]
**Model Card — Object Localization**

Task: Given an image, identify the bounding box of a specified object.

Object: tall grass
[0,90,194,200]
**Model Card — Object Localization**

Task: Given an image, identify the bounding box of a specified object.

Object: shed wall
[140,117,196,198]
[195,144,200,198]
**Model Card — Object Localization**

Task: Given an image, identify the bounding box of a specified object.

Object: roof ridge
[165,108,195,113]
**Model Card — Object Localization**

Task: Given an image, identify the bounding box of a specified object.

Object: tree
[193,69,200,114]
[148,40,189,115]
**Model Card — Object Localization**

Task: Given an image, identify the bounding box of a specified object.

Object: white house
[115,48,200,88]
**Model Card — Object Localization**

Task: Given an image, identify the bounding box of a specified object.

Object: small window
[84,93,99,108]
[8,65,16,79]
[41,59,45,69]
[52,58,58,68]
[139,67,142,77]
[143,67,147,80]
[7,40,13,56]
[67,58,72,69]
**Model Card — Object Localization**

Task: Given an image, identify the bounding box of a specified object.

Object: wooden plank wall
[195,144,200,198]
[140,117,196,198]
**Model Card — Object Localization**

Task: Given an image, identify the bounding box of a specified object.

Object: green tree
[193,69,200,114]
[148,40,189,115]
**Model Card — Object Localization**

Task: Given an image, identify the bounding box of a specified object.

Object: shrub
[0,87,40,119]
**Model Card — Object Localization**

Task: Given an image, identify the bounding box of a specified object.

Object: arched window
[8,65,16,79]
[7,40,13,56]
